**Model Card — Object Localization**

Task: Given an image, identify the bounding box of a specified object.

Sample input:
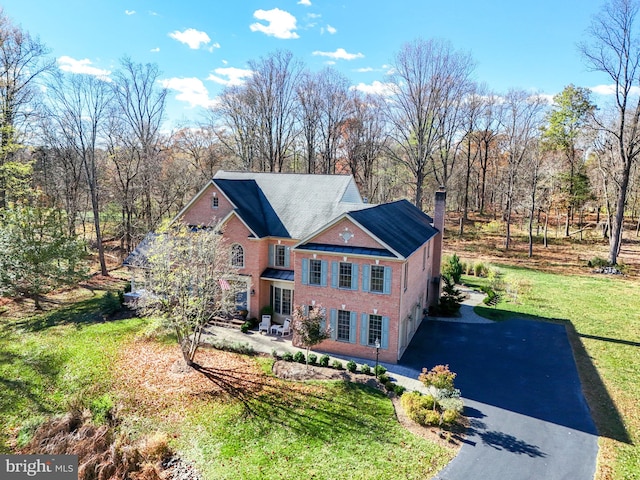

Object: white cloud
[169,28,211,49]
[207,42,221,53]
[312,48,364,61]
[57,56,111,79]
[353,80,395,96]
[250,8,299,39]
[160,77,217,109]
[590,84,640,96]
[355,67,374,73]
[326,25,337,34]
[125,10,136,15]
[150,47,160,53]
[298,0,312,5]
[207,67,254,86]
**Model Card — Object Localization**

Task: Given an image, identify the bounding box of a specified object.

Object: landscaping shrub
[377,374,389,384]
[435,275,465,316]
[441,409,458,425]
[474,261,488,277]
[588,256,610,268]
[374,365,387,376]
[346,360,357,373]
[240,322,250,333]
[439,397,464,413]
[401,392,438,426]
[360,364,372,375]
[282,352,294,362]
[443,253,463,284]
[248,317,259,328]
[385,381,395,392]
[393,384,406,396]
[423,410,442,426]
[271,348,279,359]
[101,292,122,316]
[331,359,343,370]
[308,353,317,365]
[319,354,330,367]
[293,351,306,363]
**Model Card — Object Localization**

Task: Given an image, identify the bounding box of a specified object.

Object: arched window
[231,244,244,268]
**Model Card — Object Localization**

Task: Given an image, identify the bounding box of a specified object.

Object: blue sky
[2,0,614,127]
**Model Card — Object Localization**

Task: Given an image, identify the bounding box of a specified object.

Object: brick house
[155,171,445,363]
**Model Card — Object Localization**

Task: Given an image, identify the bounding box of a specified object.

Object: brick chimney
[428,187,446,306]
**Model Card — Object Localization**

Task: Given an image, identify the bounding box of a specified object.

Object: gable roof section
[214,171,368,239]
[347,200,438,259]
[214,179,288,238]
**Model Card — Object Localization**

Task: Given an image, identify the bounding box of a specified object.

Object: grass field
[462,265,640,480]
[0,290,453,479]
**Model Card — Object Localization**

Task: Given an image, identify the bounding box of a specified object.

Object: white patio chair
[258,315,271,334]
[274,318,292,336]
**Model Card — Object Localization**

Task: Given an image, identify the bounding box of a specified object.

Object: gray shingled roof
[347,200,438,258]
[214,171,370,239]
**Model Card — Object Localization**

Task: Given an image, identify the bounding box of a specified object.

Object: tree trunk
[608,159,633,265]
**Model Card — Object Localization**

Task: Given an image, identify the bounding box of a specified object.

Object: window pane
[368,314,382,346]
[275,245,285,267]
[274,287,281,314]
[339,262,352,288]
[310,259,322,285]
[370,265,384,293]
[231,244,244,267]
[282,289,292,315]
[337,310,351,342]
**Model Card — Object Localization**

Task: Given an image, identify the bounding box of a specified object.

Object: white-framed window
[337,310,351,342]
[309,259,322,285]
[271,285,292,315]
[370,265,385,293]
[231,244,244,268]
[339,262,352,288]
[275,244,286,267]
[212,196,219,209]
[368,314,383,346]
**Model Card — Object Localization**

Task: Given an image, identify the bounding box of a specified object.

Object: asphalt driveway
[394,318,599,480]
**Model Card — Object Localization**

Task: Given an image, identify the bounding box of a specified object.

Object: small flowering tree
[419,364,459,410]
[291,304,330,367]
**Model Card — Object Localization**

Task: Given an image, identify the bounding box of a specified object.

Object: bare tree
[296,71,322,173]
[46,72,113,276]
[247,50,303,172]
[136,226,240,366]
[475,92,503,215]
[386,38,475,209]
[210,85,259,171]
[498,90,546,250]
[580,0,640,264]
[0,9,53,208]
[342,92,387,201]
[112,58,167,232]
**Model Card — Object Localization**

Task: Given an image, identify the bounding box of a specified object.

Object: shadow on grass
[193,364,387,441]
[5,295,134,333]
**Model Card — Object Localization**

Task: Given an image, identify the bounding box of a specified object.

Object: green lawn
[464,267,640,480]
[0,292,453,479]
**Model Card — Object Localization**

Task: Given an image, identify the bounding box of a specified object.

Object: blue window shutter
[381,316,390,349]
[330,309,337,340]
[360,313,368,345]
[284,246,291,268]
[383,267,392,294]
[268,244,274,266]
[331,262,338,288]
[320,313,326,332]
[301,258,309,285]
[351,263,359,290]
[321,261,328,287]
[349,311,357,343]
[362,265,370,292]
